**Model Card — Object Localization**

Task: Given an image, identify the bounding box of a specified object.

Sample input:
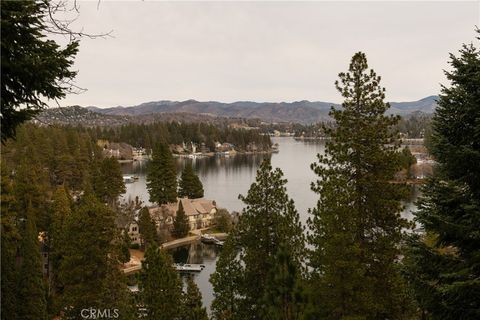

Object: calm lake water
[121,137,420,312]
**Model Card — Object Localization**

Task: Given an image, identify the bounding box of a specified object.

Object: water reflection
[171,242,220,264]
[121,151,270,210]
[122,138,422,312]
[122,137,420,223]
[177,153,270,177]
[121,153,270,177]
[402,184,422,222]
[169,242,221,314]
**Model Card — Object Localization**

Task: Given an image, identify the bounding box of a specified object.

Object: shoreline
[122,232,228,274]
[173,150,273,158]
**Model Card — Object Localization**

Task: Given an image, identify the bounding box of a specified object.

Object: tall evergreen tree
[147,143,177,205]
[13,157,50,229]
[16,206,47,320]
[0,163,19,320]
[92,156,126,205]
[307,52,412,319]
[213,208,233,233]
[119,230,132,264]
[181,276,209,320]
[211,160,305,319]
[1,0,79,142]
[399,147,417,179]
[178,163,204,199]
[210,236,244,320]
[262,244,305,320]
[173,201,190,238]
[139,246,183,320]
[138,207,158,248]
[405,31,480,319]
[48,186,72,314]
[58,192,132,319]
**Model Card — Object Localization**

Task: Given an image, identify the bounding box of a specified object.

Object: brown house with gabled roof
[148,198,217,231]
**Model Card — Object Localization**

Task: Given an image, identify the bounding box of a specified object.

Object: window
[132,226,137,232]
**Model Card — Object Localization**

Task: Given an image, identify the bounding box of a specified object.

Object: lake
[121,137,420,312]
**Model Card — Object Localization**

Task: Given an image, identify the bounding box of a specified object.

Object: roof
[149,198,217,217]
[115,213,136,229]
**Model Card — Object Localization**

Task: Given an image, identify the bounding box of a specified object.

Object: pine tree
[178,162,204,199]
[16,206,47,320]
[210,235,245,320]
[139,246,183,320]
[13,157,50,230]
[1,0,79,142]
[210,160,305,319]
[213,208,233,233]
[398,147,417,179]
[262,244,305,320]
[147,143,178,205]
[181,276,209,320]
[138,207,158,248]
[119,230,132,264]
[405,31,480,319]
[0,163,19,320]
[92,156,126,206]
[58,192,132,318]
[48,186,72,314]
[307,52,412,319]
[173,201,190,238]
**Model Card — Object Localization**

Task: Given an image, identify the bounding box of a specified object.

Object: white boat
[123,176,135,183]
[201,234,217,244]
[173,263,206,272]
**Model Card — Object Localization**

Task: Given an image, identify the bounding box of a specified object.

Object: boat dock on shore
[201,234,224,246]
[123,232,228,275]
[174,263,206,273]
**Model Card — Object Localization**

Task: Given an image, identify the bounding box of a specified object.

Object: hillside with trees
[1,1,478,318]
[86,96,438,124]
[87,122,272,153]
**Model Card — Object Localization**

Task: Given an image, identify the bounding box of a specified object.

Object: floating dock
[174,263,206,272]
[201,234,225,246]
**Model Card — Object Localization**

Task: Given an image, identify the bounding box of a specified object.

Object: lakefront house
[116,214,141,246]
[126,221,141,245]
[148,198,217,231]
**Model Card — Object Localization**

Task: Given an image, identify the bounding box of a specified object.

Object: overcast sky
[55,1,479,108]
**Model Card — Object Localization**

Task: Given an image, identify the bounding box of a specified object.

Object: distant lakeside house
[97,140,134,160]
[116,214,141,246]
[38,232,50,276]
[149,198,217,231]
[116,197,217,246]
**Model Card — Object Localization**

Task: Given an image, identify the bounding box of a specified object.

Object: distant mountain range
[87,96,438,123]
[35,105,233,127]
[38,96,438,126]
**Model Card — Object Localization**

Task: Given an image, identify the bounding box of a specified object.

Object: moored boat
[123,175,135,183]
[173,263,206,272]
[272,143,280,153]
[201,234,217,244]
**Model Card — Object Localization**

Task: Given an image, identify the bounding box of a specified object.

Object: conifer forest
[1,1,479,320]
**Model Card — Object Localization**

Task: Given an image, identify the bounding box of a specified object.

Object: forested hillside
[88,122,272,152]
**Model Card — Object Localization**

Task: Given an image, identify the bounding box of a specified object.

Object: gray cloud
[55,1,479,108]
